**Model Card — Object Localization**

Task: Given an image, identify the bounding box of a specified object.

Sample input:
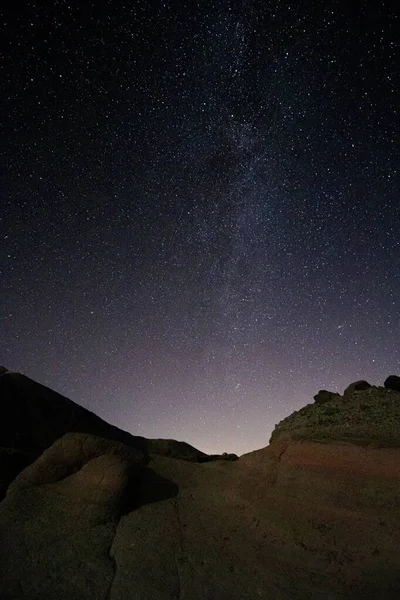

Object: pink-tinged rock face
[269,438,400,478]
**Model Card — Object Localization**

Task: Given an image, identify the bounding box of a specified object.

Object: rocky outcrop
[385,375,400,392]
[343,379,372,395]
[313,389,340,404]
[1,375,400,599]
[272,383,400,447]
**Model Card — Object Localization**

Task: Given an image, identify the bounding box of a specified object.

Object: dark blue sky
[1,0,399,454]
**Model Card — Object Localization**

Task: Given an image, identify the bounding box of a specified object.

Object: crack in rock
[104,518,120,600]
[277,442,290,461]
[173,499,184,600]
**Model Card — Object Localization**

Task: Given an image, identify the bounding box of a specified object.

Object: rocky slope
[1,371,400,599]
[271,381,400,448]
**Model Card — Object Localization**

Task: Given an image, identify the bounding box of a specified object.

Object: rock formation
[273,383,400,447]
[343,379,372,395]
[313,389,340,404]
[384,374,400,392]
[1,371,400,599]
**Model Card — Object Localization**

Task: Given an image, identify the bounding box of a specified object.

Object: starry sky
[1,0,399,455]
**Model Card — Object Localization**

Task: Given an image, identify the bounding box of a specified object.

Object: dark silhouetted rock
[313,389,340,404]
[384,375,400,392]
[222,452,239,461]
[0,366,8,376]
[207,451,239,461]
[343,380,372,395]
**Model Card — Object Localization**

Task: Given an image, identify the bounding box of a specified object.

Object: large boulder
[343,379,372,396]
[313,389,340,404]
[384,375,400,393]
[0,432,178,600]
[343,380,372,395]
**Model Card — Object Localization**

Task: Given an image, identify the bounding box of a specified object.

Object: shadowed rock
[313,389,340,404]
[208,451,239,461]
[343,380,372,395]
[384,375,400,392]
[0,432,178,600]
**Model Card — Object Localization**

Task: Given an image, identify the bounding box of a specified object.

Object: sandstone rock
[343,380,372,395]
[0,432,179,600]
[313,389,340,404]
[2,375,400,599]
[2,430,400,599]
[384,375,400,392]
[7,432,144,496]
[271,385,400,447]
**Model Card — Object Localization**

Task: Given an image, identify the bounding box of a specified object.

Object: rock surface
[272,384,400,447]
[0,433,146,599]
[1,373,400,599]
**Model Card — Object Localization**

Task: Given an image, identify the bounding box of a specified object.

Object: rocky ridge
[271,379,400,448]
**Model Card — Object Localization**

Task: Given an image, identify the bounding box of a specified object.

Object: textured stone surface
[271,385,400,447]
[1,375,400,599]
[1,430,400,599]
[0,433,144,600]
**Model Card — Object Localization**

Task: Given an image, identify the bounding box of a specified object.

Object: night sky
[1,1,399,455]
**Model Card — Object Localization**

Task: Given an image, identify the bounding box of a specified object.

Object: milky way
[2,1,399,454]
